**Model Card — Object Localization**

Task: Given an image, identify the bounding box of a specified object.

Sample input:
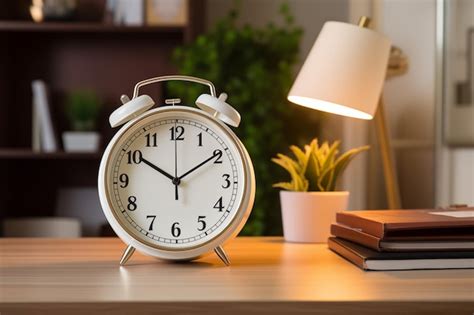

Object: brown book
[335,209,474,239]
[331,223,474,252]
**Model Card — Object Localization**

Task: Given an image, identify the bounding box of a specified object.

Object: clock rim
[98,105,255,261]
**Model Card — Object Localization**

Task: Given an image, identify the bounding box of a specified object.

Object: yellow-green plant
[272,139,369,192]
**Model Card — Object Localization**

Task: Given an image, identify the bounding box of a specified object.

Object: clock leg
[119,245,135,266]
[214,245,231,266]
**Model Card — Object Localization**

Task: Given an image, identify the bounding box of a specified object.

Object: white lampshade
[288,21,391,120]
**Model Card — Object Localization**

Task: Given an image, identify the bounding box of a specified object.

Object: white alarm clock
[98,75,255,266]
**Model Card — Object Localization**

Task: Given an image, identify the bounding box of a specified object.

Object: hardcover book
[328,237,474,271]
[335,209,474,239]
[331,223,474,252]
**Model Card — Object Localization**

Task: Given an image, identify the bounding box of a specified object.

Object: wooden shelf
[0,21,185,34]
[0,0,204,218]
[0,149,101,160]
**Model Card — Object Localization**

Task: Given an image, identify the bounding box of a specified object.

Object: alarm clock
[98,75,255,266]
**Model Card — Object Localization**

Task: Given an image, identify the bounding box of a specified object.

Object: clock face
[104,108,246,250]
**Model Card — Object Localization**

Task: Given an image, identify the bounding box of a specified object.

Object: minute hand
[178,153,219,180]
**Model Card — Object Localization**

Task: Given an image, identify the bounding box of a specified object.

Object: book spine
[327,238,367,270]
[32,80,58,152]
[336,212,385,238]
[331,224,382,251]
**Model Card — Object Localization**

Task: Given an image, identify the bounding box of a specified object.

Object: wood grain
[0,237,473,314]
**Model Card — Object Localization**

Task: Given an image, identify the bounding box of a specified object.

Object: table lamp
[288,17,402,209]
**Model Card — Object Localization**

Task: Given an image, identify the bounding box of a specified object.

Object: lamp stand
[358,16,402,209]
[374,98,402,209]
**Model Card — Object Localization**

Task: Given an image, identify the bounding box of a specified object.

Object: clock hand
[174,119,178,200]
[174,183,179,200]
[178,151,219,180]
[141,157,174,181]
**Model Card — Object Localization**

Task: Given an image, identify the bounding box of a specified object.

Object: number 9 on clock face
[101,107,250,251]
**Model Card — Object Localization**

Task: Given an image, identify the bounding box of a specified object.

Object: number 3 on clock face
[103,107,248,251]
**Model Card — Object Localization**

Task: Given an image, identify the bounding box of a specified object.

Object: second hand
[174,119,178,200]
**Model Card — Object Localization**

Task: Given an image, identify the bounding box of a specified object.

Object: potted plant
[167,3,319,235]
[272,139,369,243]
[62,90,101,152]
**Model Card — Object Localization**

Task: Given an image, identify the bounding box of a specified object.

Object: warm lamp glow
[288,21,391,120]
[287,96,373,120]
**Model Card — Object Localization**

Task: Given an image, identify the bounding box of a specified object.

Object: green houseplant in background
[62,90,102,152]
[167,2,320,235]
[272,139,369,242]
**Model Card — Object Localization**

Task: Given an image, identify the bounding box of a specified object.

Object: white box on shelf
[62,131,100,153]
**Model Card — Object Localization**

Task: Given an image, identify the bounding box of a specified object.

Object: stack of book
[328,208,474,271]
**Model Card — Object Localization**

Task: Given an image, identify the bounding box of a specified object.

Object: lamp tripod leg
[374,98,402,209]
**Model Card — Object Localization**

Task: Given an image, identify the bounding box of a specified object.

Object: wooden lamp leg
[374,97,402,209]
[357,16,402,209]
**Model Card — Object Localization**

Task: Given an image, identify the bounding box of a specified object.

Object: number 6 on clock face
[100,106,254,257]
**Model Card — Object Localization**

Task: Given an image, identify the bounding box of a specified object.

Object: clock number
[222,174,231,188]
[197,132,203,147]
[146,215,156,231]
[145,133,157,147]
[127,196,137,211]
[171,222,181,237]
[119,173,129,188]
[126,150,142,164]
[213,149,223,164]
[213,197,224,212]
[170,126,184,141]
[197,216,206,231]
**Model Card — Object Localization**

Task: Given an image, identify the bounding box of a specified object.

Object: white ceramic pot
[280,190,349,243]
[63,131,100,152]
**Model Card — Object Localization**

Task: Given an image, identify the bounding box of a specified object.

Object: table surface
[1,237,473,314]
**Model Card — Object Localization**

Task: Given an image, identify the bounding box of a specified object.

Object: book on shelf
[328,237,474,271]
[31,80,58,152]
[106,0,144,26]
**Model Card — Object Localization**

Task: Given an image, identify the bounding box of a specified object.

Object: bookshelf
[0,1,205,227]
[0,149,101,160]
[0,21,186,33]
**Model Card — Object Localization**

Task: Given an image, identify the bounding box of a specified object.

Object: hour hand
[178,151,219,180]
[141,157,174,181]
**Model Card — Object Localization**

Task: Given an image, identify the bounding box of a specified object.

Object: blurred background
[0,0,472,237]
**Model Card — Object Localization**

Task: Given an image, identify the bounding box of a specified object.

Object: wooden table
[0,237,473,314]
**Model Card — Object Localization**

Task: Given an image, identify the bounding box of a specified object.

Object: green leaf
[272,157,303,188]
[276,153,302,173]
[289,145,307,170]
[318,141,340,190]
[305,151,319,190]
